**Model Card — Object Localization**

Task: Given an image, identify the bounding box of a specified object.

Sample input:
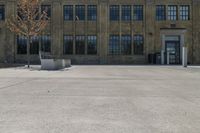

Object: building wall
[0,0,200,64]
[192,0,200,64]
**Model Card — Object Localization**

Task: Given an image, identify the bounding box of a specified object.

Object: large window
[134,35,144,55]
[133,5,143,21]
[156,5,166,21]
[0,5,5,20]
[41,35,51,52]
[30,36,39,54]
[121,35,131,55]
[75,5,85,21]
[88,5,97,21]
[64,35,73,55]
[17,36,39,55]
[109,35,120,55]
[168,5,177,20]
[87,35,97,55]
[109,35,143,55]
[41,5,51,18]
[64,5,73,21]
[17,36,27,54]
[110,5,119,21]
[180,5,190,20]
[75,36,85,54]
[121,5,131,21]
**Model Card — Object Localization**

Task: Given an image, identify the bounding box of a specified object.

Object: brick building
[0,0,200,64]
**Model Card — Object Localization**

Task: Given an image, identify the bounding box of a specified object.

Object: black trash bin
[148,54,154,64]
[155,53,161,64]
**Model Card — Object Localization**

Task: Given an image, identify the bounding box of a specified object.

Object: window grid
[156,5,166,21]
[87,35,97,55]
[133,5,143,21]
[121,5,131,21]
[87,5,97,21]
[168,5,177,20]
[64,5,73,21]
[41,35,51,52]
[110,5,120,21]
[121,35,131,55]
[64,35,73,55]
[75,5,85,21]
[75,36,85,54]
[17,36,39,55]
[180,5,190,20]
[0,5,5,20]
[109,35,120,55]
[30,36,39,54]
[17,36,27,54]
[134,35,144,55]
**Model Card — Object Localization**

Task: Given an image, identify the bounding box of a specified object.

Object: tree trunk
[27,36,30,68]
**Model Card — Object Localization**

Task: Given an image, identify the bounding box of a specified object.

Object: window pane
[17,36,27,54]
[17,36,39,55]
[30,36,39,54]
[109,35,120,55]
[75,5,85,21]
[64,35,73,54]
[121,35,131,55]
[156,5,166,20]
[110,5,119,21]
[87,35,97,55]
[41,35,51,52]
[133,5,143,21]
[88,5,97,21]
[75,36,85,54]
[122,5,131,21]
[134,35,144,55]
[180,5,190,20]
[0,5,5,20]
[168,5,177,20]
[64,5,73,21]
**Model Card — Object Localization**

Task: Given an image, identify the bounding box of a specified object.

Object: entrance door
[165,41,180,64]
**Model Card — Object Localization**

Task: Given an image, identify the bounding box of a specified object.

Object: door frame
[165,40,181,64]
[160,29,186,65]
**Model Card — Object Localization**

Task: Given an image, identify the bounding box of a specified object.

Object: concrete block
[41,59,67,70]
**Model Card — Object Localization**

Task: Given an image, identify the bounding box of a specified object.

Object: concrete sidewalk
[0,65,200,133]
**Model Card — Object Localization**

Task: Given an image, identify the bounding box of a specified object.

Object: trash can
[155,52,161,64]
[148,54,154,64]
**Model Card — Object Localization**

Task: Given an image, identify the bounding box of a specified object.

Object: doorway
[165,40,180,64]
[160,29,186,65]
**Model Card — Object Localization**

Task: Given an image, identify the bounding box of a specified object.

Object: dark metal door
[165,41,180,64]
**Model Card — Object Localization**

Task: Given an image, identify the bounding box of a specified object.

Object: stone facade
[0,0,200,64]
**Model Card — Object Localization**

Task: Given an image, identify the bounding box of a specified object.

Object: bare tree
[6,0,49,68]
